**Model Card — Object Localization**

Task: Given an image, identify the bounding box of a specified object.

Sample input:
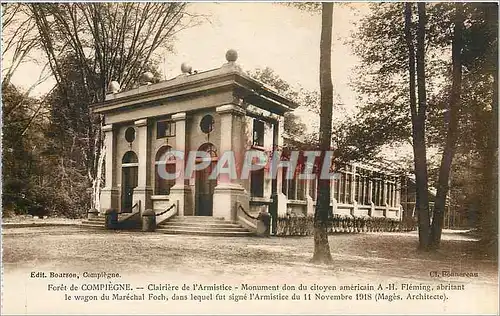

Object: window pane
[282,167,288,195]
[250,169,264,197]
[155,164,175,195]
[157,121,175,138]
[253,119,265,147]
[339,173,345,203]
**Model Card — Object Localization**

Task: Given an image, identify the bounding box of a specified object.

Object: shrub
[276,214,417,236]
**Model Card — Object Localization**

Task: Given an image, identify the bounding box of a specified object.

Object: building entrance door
[195,161,216,216]
[121,166,138,213]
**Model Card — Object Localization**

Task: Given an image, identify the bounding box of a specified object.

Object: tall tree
[27,3,196,212]
[412,3,432,249]
[429,3,464,248]
[312,2,334,264]
[1,4,39,87]
[403,3,432,249]
[350,2,497,248]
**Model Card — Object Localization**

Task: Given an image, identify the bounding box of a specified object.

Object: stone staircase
[157,216,254,237]
[80,216,106,229]
[80,215,254,237]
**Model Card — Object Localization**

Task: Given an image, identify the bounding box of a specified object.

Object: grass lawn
[2,226,498,315]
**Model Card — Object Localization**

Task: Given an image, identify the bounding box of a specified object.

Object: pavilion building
[91,50,402,233]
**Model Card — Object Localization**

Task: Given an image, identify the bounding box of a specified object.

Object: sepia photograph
[1,1,498,315]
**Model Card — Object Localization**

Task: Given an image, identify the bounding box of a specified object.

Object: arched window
[198,143,218,159]
[155,146,176,162]
[155,146,176,195]
[122,151,138,165]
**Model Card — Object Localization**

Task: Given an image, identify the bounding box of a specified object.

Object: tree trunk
[312,2,334,264]
[430,3,464,248]
[478,6,498,247]
[90,142,105,211]
[405,2,431,250]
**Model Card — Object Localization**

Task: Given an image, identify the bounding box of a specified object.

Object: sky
[5,2,419,164]
[7,3,367,110]
[7,2,371,137]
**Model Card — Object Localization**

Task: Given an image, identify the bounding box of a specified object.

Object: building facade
[92,51,402,226]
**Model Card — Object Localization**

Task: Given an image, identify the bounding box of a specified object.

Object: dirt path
[2,227,498,315]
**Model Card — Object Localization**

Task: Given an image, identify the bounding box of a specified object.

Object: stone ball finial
[142,72,154,82]
[181,62,192,74]
[109,80,121,94]
[225,49,238,62]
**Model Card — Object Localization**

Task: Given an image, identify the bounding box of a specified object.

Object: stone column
[168,112,193,216]
[395,178,402,206]
[133,118,152,212]
[350,166,357,216]
[383,178,388,217]
[100,124,119,214]
[213,104,247,221]
[330,176,337,214]
[368,172,374,217]
[276,116,288,217]
[396,178,402,219]
[350,166,357,203]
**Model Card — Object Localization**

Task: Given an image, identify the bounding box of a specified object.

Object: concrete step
[169,216,226,221]
[159,221,240,228]
[80,215,254,237]
[156,228,254,237]
[86,217,105,223]
[81,220,104,225]
[78,222,106,229]
[158,215,253,237]
[157,224,248,232]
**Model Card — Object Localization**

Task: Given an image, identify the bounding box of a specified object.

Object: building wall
[279,163,402,220]
[110,114,403,221]
[187,109,221,154]
[115,123,140,190]
[150,116,177,196]
[245,110,278,215]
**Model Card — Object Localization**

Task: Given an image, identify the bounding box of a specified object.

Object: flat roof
[91,62,299,115]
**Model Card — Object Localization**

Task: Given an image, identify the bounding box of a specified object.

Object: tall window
[333,177,339,201]
[309,178,317,201]
[253,119,265,147]
[355,175,362,203]
[250,168,264,197]
[157,120,175,138]
[339,173,346,203]
[297,179,306,200]
[364,175,371,205]
[281,166,306,200]
[372,175,379,206]
[288,177,297,199]
[155,146,176,195]
[345,173,352,203]
[372,173,385,206]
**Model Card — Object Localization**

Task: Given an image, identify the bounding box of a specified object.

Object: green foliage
[348,2,497,242]
[1,83,85,218]
[247,67,317,141]
[2,3,195,218]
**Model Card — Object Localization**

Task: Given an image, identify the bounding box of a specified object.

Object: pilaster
[100,124,119,213]
[213,104,248,221]
[169,112,192,216]
[133,118,152,212]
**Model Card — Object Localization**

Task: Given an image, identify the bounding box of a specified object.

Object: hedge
[275,214,417,236]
